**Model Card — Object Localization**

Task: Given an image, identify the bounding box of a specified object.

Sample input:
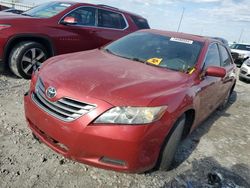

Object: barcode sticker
[170,37,193,44]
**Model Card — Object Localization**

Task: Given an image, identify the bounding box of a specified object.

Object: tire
[158,114,186,171]
[9,41,48,79]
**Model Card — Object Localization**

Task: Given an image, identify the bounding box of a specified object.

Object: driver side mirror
[61,16,78,25]
[205,66,226,78]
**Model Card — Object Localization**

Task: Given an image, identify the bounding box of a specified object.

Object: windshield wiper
[21,13,33,17]
[130,57,145,63]
[102,50,161,67]
[103,48,117,56]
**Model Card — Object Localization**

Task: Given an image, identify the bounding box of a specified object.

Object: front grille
[31,78,96,122]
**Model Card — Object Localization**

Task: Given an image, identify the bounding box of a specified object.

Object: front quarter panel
[149,81,196,136]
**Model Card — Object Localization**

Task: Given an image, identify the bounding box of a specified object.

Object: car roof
[51,1,78,5]
[51,1,145,18]
[140,29,215,43]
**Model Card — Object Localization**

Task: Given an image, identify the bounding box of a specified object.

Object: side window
[131,16,150,29]
[219,45,232,67]
[67,7,96,26]
[98,9,126,29]
[204,44,221,68]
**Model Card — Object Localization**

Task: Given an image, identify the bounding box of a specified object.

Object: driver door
[54,7,100,54]
[196,43,223,124]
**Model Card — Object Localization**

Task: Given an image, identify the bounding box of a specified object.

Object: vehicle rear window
[98,9,127,29]
[131,16,150,29]
[104,32,203,72]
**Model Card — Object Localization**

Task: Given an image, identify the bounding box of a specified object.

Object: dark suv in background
[0,1,150,79]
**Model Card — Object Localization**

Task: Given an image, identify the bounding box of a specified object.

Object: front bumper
[239,64,250,81]
[24,92,171,173]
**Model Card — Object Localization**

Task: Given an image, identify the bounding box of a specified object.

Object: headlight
[0,24,11,30]
[238,54,244,58]
[239,53,248,59]
[244,54,249,59]
[94,106,167,125]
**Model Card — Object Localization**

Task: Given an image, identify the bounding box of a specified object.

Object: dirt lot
[0,69,250,188]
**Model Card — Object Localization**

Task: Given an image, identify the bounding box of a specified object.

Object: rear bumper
[24,92,171,173]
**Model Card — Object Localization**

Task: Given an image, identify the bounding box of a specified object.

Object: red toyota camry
[24,30,236,173]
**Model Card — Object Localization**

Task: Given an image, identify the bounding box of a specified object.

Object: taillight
[0,24,11,30]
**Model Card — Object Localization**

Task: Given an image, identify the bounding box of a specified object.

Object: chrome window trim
[58,6,129,31]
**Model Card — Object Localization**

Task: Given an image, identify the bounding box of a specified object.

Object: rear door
[94,8,131,47]
[54,7,99,54]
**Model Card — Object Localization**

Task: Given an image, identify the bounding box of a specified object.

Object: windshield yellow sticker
[170,37,193,44]
[146,58,163,65]
[188,67,196,74]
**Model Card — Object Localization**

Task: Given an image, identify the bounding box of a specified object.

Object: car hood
[39,49,189,106]
[231,49,250,56]
[0,11,27,19]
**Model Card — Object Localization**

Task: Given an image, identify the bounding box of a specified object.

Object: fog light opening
[100,157,126,167]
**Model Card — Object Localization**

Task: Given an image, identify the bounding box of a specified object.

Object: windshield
[104,32,203,72]
[230,44,250,51]
[22,2,73,18]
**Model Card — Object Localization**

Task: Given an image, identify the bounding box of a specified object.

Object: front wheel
[158,114,186,171]
[9,41,48,79]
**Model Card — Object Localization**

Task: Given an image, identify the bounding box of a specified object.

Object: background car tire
[158,114,186,171]
[9,41,48,79]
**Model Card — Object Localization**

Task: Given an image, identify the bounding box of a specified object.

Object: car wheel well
[230,82,236,95]
[153,110,195,172]
[5,36,54,63]
[182,109,195,139]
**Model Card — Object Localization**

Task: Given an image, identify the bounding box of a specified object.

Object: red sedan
[24,30,236,173]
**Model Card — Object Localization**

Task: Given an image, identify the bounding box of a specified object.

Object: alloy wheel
[21,48,47,76]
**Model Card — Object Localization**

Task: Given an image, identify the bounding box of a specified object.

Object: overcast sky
[22,0,250,43]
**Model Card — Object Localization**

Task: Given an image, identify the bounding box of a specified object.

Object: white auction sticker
[60,3,71,7]
[170,37,193,44]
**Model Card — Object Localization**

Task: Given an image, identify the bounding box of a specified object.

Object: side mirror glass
[61,16,77,25]
[206,66,226,78]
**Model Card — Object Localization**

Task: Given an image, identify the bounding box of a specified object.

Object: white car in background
[230,43,250,66]
[239,59,250,81]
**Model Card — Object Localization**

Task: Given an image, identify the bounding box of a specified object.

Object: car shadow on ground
[164,157,250,187]
[171,91,238,170]
[0,67,20,79]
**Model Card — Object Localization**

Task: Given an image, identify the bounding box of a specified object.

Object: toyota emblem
[46,86,57,99]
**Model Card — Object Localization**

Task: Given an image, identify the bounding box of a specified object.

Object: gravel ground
[0,69,250,188]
